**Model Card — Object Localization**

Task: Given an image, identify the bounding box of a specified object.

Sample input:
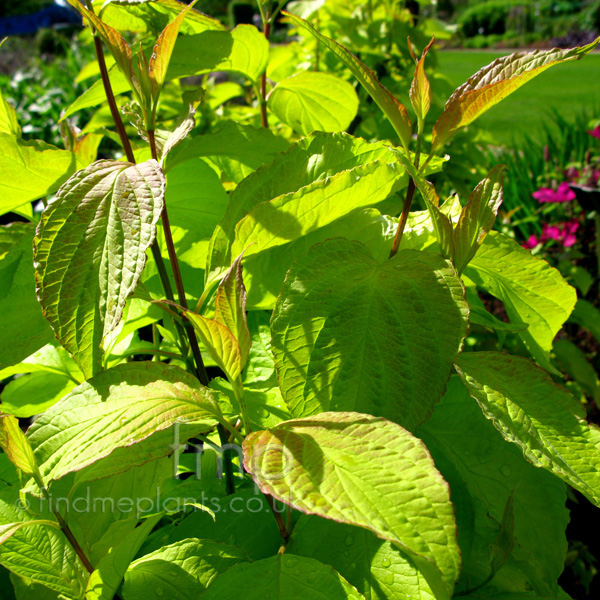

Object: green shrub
[458,0,534,38]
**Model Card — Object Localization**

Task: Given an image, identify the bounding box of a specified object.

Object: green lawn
[437,50,600,143]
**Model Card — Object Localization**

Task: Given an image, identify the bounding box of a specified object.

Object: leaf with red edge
[409,37,434,125]
[432,38,600,153]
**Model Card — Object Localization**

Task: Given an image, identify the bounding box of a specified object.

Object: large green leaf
[455,351,600,507]
[168,24,269,83]
[34,159,165,378]
[206,131,443,286]
[0,134,79,216]
[0,90,19,136]
[0,224,55,370]
[418,376,569,596]
[123,538,248,600]
[165,121,289,183]
[229,158,403,262]
[432,38,600,152]
[284,12,412,151]
[96,0,225,34]
[0,488,88,599]
[465,232,576,373]
[86,515,161,600]
[243,412,460,597]
[271,239,468,430]
[288,515,436,600]
[267,71,359,136]
[199,554,365,599]
[241,207,396,309]
[25,362,221,492]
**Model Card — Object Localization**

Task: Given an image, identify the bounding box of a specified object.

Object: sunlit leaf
[409,37,434,125]
[34,159,165,378]
[244,412,459,597]
[432,38,600,152]
[455,352,600,507]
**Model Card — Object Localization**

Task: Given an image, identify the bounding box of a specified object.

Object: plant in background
[1,1,600,599]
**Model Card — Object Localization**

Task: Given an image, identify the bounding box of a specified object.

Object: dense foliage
[1,1,600,599]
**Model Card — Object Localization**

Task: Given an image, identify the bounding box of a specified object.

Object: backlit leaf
[267,71,359,136]
[409,37,434,125]
[34,159,165,378]
[123,538,248,599]
[214,252,251,370]
[455,352,600,506]
[432,38,600,152]
[0,224,54,370]
[271,239,468,430]
[0,134,80,216]
[200,554,365,599]
[244,412,460,597]
[148,0,199,95]
[0,415,38,477]
[453,165,506,274]
[25,362,221,491]
[465,232,576,373]
[0,90,19,136]
[284,12,412,151]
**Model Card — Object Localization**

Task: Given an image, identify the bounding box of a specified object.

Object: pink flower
[587,125,600,139]
[564,166,580,181]
[522,234,540,249]
[541,224,561,241]
[561,220,579,248]
[533,181,576,203]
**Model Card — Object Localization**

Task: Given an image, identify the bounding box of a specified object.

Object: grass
[437,50,600,144]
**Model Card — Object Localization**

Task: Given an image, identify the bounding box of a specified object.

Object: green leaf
[34,159,165,378]
[230,158,404,264]
[0,521,60,546]
[148,0,199,96]
[0,134,80,216]
[0,415,38,477]
[185,312,243,383]
[244,412,460,597]
[409,37,434,125]
[206,131,420,290]
[0,90,19,136]
[168,25,269,83]
[267,71,359,136]
[464,232,576,373]
[284,11,412,151]
[199,554,365,599]
[432,38,600,152]
[418,376,569,596]
[139,490,281,560]
[165,158,229,237]
[0,488,88,599]
[214,252,251,370]
[86,515,161,600]
[454,351,600,507]
[25,362,221,491]
[165,121,289,183]
[97,0,225,34]
[123,538,248,599]
[0,224,55,370]
[453,165,506,274]
[241,207,397,310]
[288,515,436,600]
[271,239,468,430]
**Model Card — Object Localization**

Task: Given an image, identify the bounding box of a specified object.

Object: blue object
[0,4,82,37]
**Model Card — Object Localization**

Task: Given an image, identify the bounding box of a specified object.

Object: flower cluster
[523,220,579,249]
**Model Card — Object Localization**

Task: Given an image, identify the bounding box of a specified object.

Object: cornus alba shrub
[1,2,599,599]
